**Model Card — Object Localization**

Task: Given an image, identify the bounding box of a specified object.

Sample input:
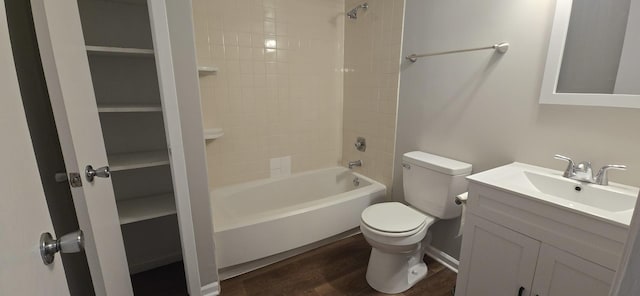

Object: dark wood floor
[221,234,457,296]
[131,234,457,296]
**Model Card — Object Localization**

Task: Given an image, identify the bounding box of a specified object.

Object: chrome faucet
[348,160,362,169]
[554,154,626,185]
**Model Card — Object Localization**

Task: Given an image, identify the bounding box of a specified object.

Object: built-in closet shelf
[98,104,162,113]
[117,193,176,225]
[198,66,219,75]
[108,150,170,171]
[204,128,224,141]
[86,45,154,57]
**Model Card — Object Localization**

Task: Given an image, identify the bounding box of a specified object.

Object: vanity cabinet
[455,182,625,296]
[457,214,614,296]
[532,243,613,296]
[456,215,539,295]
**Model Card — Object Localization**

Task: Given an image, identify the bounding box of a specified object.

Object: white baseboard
[201,281,220,296]
[424,245,459,273]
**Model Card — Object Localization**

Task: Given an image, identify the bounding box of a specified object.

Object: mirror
[540,0,640,108]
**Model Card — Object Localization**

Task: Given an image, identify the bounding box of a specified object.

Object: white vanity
[455,162,639,296]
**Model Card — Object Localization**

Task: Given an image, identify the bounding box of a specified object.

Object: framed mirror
[540,0,640,108]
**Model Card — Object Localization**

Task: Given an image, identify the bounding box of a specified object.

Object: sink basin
[468,162,639,226]
[524,171,637,212]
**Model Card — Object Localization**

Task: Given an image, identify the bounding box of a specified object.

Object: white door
[532,244,615,296]
[0,1,70,294]
[30,0,133,295]
[455,214,541,296]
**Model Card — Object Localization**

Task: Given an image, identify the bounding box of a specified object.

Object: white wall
[395,0,640,259]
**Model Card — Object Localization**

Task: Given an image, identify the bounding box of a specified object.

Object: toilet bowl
[360,151,471,294]
[360,202,436,294]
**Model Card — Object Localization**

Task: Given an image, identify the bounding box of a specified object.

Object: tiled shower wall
[193,0,345,187]
[342,0,404,191]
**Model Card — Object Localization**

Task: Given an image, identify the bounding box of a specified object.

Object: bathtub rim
[209,166,386,232]
[210,166,375,197]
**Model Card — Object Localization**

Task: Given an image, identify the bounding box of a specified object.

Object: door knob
[40,230,84,265]
[85,165,110,182]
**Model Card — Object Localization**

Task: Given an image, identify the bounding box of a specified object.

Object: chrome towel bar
[406,42,509,62]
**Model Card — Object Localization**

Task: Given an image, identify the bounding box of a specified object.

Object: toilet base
[365,246,428,294]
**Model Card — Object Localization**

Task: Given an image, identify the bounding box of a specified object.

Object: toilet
[360,151,472,294]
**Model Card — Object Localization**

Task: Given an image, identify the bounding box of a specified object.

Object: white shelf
[198,66,219,75]
[108,150,169,171]
[117,193,176,225]
[204,128,224,141]
[86,45,154,57]
[98,104,162,113]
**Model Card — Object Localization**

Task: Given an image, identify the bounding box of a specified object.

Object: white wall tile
[196,0,346,188]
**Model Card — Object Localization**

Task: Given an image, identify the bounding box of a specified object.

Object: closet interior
[77,0,183,277]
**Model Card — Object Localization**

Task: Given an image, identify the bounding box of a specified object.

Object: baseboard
[424,245,459,273]
[201,281,220,296]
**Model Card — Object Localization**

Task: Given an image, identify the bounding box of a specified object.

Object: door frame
[148,1,202,294]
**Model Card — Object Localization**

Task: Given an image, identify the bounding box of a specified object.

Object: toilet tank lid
[403,151,472,175]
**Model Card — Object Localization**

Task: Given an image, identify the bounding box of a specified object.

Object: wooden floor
[131,234,457,296]
[221,234,457,296]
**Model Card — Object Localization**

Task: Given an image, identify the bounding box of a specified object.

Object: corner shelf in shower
[98,104,162,113]
[198,66,219,76]
[86,45,154,57]
[108,150,170,171]
[116,193,176,225]
[204,127,224,141]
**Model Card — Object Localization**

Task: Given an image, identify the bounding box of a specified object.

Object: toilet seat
[361,202,433,237]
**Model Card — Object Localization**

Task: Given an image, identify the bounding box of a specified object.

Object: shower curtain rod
[405,42,509,62]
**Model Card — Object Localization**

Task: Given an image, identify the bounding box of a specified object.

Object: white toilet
[360,151,472,294]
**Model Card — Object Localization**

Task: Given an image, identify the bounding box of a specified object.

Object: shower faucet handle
[354,137,366,152]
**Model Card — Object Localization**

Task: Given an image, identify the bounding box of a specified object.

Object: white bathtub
[210,167,386,270]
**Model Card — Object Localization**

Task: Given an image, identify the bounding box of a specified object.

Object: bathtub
[210,166,386,271]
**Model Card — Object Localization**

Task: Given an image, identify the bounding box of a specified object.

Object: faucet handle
[554,154,575,177]
[595,165,627,186]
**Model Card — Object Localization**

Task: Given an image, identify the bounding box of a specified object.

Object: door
[532,244,615,296]
[30,1,204,295]
[30,0,133,295]
[455,214,541,296]
[0,1,70,293]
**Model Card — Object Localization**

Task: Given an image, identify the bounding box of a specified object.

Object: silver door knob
[85,165,110,182]
[40,230,84,265]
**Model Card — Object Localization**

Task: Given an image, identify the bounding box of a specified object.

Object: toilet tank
[402,151,472,219]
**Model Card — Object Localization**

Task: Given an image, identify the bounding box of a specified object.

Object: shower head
[347,2,368,19]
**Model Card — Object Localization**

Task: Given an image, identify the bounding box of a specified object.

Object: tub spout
[348,160,362,169]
